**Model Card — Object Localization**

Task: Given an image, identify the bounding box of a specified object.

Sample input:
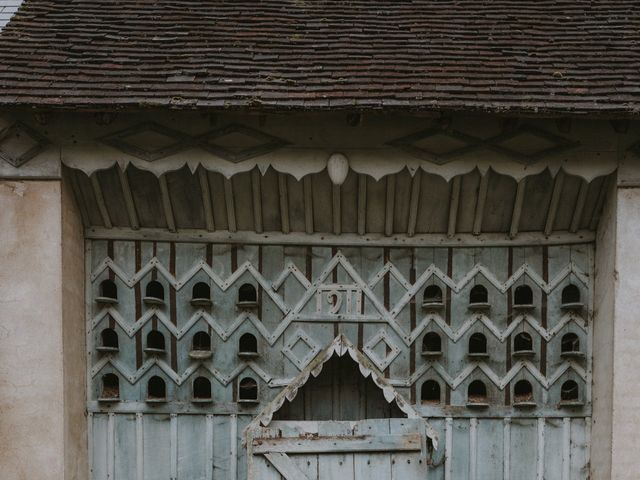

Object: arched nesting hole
[98,279,118,301]
[193,376,212,401]
[421,380,441,404]
[561,284,581,304]
[144,281,165,303]
[422,285,443,307]
[561,333,581,354]
[239,333,258,357]
[468,333,488,356]
[147,376,166,401]
[514,285,533,306]
[238,377,258,402]
[192,331,211,351]
[146,330,166,352]
[238,284,257,305]
[468,380,488,404]
[513,332,533,353]
[421,332,442,356]
[100,328,119,351]
[191,282,212,306]
[561,284,581,307]
[560,380,580,403]
[101,373,120,400]
[469,285,488,304]
[514,380,534,404]
[193,282,211,300]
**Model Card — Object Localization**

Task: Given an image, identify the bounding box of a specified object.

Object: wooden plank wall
[87,241,592,479]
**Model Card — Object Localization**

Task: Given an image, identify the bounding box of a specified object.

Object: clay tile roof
[0,1,639,115]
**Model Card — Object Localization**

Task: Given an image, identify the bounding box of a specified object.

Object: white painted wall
[592,176,616,479]
[0,179,86,479]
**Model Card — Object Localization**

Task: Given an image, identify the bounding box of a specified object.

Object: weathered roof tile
[0,1,638,115]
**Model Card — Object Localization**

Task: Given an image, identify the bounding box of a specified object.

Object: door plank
[253,433,422,454]
[264,452,312,480]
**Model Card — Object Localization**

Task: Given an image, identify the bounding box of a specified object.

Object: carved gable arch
[245,334,438,448]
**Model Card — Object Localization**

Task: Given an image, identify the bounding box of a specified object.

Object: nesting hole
[145,330,166,353]
[190,331,212,359]
[513,332,534,356]
[99,328,119,351]
[192,331,211,351]
[561,284,580,304]
[422,285,443,308]
[560,380,580,403]
[239,333,258,357]
[514,285,533,307]
[144,281,165,305]
[561,284,582,310]
[468,332,488,356]
[238,284,258,306]
[191,282,212,306]
[513,380,534,404]
[101,373,120,400]
[469,285,489,309]
[561,333,581,356]
[467,380,488,405]
[98,279,118,303]
[421,332,442,357]
[421,380,441,404]
[147,376,166,401]
[193,376,212,401]
[239,377,258,402]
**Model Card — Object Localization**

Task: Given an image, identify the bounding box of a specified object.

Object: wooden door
[248,418,428,480]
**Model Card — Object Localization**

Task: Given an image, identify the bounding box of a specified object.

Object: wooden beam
[570,179,589,233]
[67,169,91,227]
[90,173,112,229]
[407,170,422,237]
[303,175,314,234]
[357,174,367,235]
[263,453,311,480]
[251,169,263,233]
[158,174,176,232]
[278,173,290,234]
[117,167,139,230]
[197,168,215,232]
[332,184,341,235]
[589,175,611,231]
[253,433,422,454]
[472,172,490,235]
[509,178,526,238]
[86,226,596,247]
[223,177,237,232]
[447,176,461,237]
[544,170,565,236]
[385,175,396,236]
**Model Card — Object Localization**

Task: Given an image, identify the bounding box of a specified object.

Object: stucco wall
[0,179,86,480]
[62,178,88,479]
[610,186,640,479]
[592,176,616,480]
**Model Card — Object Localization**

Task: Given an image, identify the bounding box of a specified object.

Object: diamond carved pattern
[282,328,321,370]
[0,121,49,167]
[100,122,287,162]
[386,127,479,165]
[363,328,401,371]
[195,124,288,163]
[100,122,189,161]
[489,125,579,163]
[387,124,579,165]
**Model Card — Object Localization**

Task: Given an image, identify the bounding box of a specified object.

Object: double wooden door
[248,418,429,480]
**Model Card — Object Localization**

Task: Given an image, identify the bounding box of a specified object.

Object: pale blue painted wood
[88,241,593,479]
